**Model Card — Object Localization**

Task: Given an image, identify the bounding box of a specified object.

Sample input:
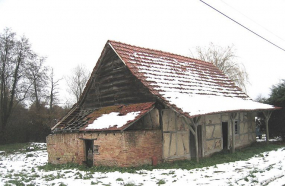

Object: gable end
[82,45,155,109]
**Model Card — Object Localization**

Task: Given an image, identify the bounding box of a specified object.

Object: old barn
[47,40,277,167]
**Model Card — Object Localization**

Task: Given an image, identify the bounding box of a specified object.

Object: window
[94,145,100,154]
[235,121,239,134]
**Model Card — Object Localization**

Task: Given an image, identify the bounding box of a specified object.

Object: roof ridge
[108,40,212,65]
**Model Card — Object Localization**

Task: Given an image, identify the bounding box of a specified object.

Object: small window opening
[94,145,100,154]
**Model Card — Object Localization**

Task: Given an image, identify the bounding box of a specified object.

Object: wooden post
[194,124,199,163]
[231,119,235,153]
[263,111,272,144]
[183,116,201,163]
[190,117,201,163]
[230,113,237,153]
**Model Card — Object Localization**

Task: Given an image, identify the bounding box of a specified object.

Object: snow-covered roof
[52,102,155,132]
[109,40,277,117]
[85,111,141,130]
[80,102,155,131]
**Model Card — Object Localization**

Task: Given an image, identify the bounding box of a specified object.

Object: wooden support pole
[263,111,272,144]
[230,113,237,153]
[182,116,201,163]
[190,117,201,163]
[194,124,199,163]
[231,119,235,153]
[182,117,195,135]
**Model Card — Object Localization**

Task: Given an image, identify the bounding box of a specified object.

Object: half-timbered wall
[162,109,190,160]
[204,112,256,156]
[204,114,223,156]
[127,108,160,130]
[234,112,256,148]
[82,46,155,109]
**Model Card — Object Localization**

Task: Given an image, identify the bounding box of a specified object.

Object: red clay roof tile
[80,102,155,131]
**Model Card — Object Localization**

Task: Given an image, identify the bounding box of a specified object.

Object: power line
[200,0,285,52]
[220,0,285,43]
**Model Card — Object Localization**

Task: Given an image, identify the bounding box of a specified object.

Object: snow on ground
[0,141,285,186]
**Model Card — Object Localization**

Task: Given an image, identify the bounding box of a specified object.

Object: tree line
[256,80,285,141]
[0,28,89,144]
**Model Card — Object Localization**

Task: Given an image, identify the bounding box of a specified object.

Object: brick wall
[46,130,162,167]
[122,130,162,167]
[46,133,85,164]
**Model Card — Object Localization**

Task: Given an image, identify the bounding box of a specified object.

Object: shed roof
[108,40,277,117]
[53,102,155,133]
[81,102,155,131]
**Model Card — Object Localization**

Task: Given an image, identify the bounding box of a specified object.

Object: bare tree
[65,64,90,103]
[25,55,48,109]
[0,28,33,141]
[48,67,61,112]
[191,43,249,91]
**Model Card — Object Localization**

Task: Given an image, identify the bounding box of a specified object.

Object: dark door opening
[190,125,202,158]
[85,140,93,167]
[222,122,228,149]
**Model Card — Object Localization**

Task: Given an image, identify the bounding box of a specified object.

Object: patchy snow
[1,142,285,185]
[256,134,282,142]
[85,111,140,130]
[127,50,276,116]
[128,51,249,99]
[162,92,275,117]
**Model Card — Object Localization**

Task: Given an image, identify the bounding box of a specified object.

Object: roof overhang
[158,93,280,119]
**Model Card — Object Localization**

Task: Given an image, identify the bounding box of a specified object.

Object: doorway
[84,140,94,167]
[222,122,228,149]
[190,125,202,158]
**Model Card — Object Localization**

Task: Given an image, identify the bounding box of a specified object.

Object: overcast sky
[0,0,285,105]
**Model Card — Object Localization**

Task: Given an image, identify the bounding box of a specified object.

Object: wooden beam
[194,124,199,163]
[168,132,172,158]
[263,111,273,144]
[182,117,195,135]
[190,116,201,163]
[230,112,237,153]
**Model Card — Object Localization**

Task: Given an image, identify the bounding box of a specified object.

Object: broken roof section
[53,102,155,133]
[81,102,155,131]
[108,40,278,117]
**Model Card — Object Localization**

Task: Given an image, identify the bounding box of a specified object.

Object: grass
[0,142,46,154]
[37,141,285,173]
[0,143,30,154]
[156,179,166,185]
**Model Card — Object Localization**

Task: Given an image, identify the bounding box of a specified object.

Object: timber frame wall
[203,112,256,156]
[160,109,257,160]
[162,109,191,160]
